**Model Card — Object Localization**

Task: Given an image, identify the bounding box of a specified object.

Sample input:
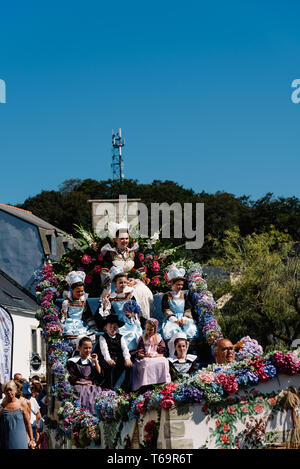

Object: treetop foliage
[18,178,300,263]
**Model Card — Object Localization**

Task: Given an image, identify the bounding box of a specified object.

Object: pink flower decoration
[267,397,277,406]
[161,382,178,395]
[85,274,93,284]
[220,434,230,444]
[151,276,160,285]
[197,371,215,384]
[138,253,145,262]
[227,406,235,414]
[223,423,230,433]
[98,253,103,261]
[94,265,102,274]
[254,403,265,414]
[160,397,175,410]
[150,261,160,273]
[215,373,238,394]
[136,402,146,414]
[81,254,92,265]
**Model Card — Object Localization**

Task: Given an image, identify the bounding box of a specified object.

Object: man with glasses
[213,339,235,365]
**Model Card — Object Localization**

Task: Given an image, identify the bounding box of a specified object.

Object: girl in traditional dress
[61,271,96,340]
[66,336,102,415]
[167,332,198,380]
[100,223,154,319]
[161,267,199,341]
[132,318,171,392]
[100,268,143,352]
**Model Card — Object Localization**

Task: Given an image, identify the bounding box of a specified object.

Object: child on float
[132,318,171,392]
[99,222,153,321]
[61,271,97,341]
[97,315,132,392]
[98,267,143,352]
[167,332,198,380]
[66,335,102,415]
[161,267,199,341]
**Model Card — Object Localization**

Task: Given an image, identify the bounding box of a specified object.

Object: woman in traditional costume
[100,221,154,319]
[161,267,199,341]
[132,318,171,392]
[167,332,198,380]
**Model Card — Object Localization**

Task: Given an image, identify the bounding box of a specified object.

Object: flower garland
[35,263,100,448]
[188,264,223,346]
[94,349,300,423]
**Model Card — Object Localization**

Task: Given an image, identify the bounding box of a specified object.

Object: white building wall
[9,309,46,381]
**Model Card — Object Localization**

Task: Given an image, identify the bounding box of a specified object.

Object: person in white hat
[61,271,95,340]
[161,267,199,341]
[101,268,143,352]
[99,224,154,320]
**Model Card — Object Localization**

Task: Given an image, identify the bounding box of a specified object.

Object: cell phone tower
[111,128,125,181]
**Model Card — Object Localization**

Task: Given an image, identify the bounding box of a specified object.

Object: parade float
[34,227,300,450]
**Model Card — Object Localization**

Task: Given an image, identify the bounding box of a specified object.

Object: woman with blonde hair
[0,380,35,449]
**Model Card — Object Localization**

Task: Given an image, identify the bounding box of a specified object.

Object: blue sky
[1,1,300,205]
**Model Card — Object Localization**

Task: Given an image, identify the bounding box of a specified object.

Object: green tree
[206,227,300,350]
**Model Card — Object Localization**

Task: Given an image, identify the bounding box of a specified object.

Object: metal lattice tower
[111,128,125,181]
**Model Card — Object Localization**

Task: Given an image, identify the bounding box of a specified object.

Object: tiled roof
[0,269,38,312]
[0,204,64,232]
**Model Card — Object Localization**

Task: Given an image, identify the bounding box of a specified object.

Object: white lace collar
[101,242,139,256]
[110,286,134,299]
[168,354,197,364]
[68,355,92,364]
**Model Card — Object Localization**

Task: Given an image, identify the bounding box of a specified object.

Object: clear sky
[1,0,300,205]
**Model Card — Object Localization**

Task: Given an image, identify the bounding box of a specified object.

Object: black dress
[168,354,198,380]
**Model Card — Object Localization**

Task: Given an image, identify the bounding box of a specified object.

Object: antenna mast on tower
[111,128,125,181]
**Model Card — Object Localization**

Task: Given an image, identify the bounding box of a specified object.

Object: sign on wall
[30,353,42,372]
[0,306,14,384]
